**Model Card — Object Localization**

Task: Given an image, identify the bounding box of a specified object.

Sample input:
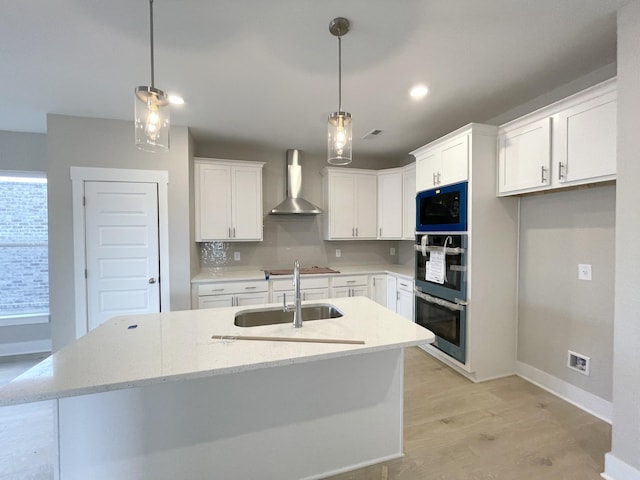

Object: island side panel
[56,348,405,480]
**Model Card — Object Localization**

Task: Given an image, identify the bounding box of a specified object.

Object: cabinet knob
[148,278,156,284]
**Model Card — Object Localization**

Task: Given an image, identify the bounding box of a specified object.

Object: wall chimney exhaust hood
[270,149,323,215]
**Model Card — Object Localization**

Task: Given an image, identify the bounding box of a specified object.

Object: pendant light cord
[337,36,342,112]
[149,0,155,88]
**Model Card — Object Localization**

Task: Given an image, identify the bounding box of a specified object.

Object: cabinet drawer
[396,278,414,293]
[271,276,329,291]
[331,275,368,288]
[198,281,267,296]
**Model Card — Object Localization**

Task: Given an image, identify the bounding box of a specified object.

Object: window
[0,172,49,324]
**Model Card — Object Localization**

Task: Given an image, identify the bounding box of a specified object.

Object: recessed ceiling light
[169,95,184,105]
[409,84,429,99]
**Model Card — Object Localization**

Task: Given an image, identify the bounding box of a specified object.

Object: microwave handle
[414,288,467,311]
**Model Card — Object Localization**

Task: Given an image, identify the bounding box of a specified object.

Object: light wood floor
[327,347,611,480]
[0,348,610,480]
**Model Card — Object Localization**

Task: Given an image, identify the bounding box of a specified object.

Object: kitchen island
[0,296,433,480]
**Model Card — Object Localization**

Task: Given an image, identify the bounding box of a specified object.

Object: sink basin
[234,304,343,327]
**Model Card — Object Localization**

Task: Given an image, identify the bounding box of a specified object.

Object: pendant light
[327,17,352,165]
[134,0,170,152]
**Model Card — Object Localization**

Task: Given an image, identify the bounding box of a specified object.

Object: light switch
[234,251,241,261]
[335,249,341,258]
[390,247,396,256]
[578,264,592,281]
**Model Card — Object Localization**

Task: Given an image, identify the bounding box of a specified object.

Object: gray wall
[47,114,194,351]
[609,2,640,473]
[194,142,405,270]
[0,130,51,355]
[517,186,615,401]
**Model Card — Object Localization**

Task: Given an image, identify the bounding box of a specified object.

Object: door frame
[70,167,170,338]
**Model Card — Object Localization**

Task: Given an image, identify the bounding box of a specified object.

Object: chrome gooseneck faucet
[283,259,303,328]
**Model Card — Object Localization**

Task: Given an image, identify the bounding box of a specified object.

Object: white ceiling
[0,0,626,159]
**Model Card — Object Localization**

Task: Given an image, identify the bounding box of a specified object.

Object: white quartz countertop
[191,264,414,283]
[0,297,433,407]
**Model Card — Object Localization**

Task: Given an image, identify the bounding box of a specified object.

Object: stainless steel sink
[234,304,343,327]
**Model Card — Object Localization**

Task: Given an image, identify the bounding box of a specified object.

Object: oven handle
[414,288,467,311]
[413,245,465,255]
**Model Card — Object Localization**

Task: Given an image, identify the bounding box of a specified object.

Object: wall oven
[414,290,466,363]
[416,181,467,233]
[414,232,468,364]
[414,233,467,302]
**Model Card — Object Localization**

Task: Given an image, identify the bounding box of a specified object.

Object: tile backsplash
[200,214,410,271]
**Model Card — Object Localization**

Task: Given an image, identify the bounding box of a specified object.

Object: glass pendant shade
[328,111,352,165]
[135,86,170,152]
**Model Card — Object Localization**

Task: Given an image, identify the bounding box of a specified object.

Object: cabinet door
[369,275,388,306]
[402,165,416,240]
[377,172,403,239]
[386,275,398,312]
[271,290,294,304]
[231,166,263,240]
[235,292,268,307]
[555,91,616,185]
[396,289,414,321]
[439,134,468,186]
[328,173,357,239]
[498,117,552,195]
[351,285,369,297]
[330,287,351,298]
[303,288,329,301]
[355,174,378,239]
[198,295,234,309]
[196,164,232,241]
[416,149,439,191]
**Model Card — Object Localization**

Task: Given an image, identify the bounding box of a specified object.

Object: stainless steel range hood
[269,149,323,215]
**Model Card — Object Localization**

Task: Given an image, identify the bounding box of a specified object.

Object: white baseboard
[516,361,612,423]
[602,453,640,480]
[0,339,52,357]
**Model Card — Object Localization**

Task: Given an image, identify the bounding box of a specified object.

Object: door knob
[148,278,156,284]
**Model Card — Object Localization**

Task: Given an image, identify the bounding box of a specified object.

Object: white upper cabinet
[377,169,403,239]
[195,158,265,241]
[498,118,552,194]
[414,133,469,191]
[402,163,416,240]
[498,78,616,196]
[322,168,377,240]
[554,86,616,185]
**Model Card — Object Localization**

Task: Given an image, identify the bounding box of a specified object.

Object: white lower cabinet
[270,277,330,303]
[196,281,268,309]
[395,278,414,321]
[330,275,368,298]
[369,274,388,306]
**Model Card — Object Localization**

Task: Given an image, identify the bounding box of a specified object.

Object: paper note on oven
[425,251,445,284]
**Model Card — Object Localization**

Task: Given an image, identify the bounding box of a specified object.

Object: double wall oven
[414,181,468,363]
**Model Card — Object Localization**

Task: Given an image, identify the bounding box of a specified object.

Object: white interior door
[84,181,160,331]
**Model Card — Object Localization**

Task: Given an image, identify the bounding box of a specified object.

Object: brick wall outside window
[0,179,49,316]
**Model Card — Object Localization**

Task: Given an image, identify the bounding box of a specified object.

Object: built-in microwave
[415,181,467,232]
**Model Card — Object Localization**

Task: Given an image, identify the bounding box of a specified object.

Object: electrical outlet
[335,249,341,258]
[568,350,590,375]
[234,251,241,261]
[390,247,396,256]
[578,264,592,281]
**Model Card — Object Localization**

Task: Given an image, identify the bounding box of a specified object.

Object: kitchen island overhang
[0,296,434,480]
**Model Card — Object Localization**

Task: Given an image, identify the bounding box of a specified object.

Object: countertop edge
[0,338,432,407]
